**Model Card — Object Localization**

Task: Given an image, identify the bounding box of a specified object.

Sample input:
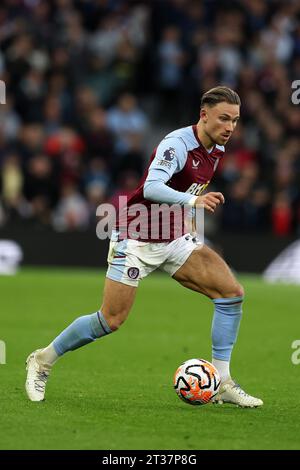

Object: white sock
[36,343,59,367]
[212,358,231,382]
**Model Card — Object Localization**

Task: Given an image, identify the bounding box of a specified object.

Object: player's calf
[38,310,113,366]
[25,310,113,401]
[211,294,243,380]
[25,280,136,401]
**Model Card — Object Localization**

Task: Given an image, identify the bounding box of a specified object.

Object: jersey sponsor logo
[186,182,210,196]
[127,267,140,279]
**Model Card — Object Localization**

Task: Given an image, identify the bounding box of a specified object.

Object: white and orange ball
[174,358,220,405]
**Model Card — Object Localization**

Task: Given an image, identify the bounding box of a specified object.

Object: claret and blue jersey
[116,125,225,242]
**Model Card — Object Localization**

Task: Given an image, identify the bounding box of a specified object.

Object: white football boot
[25,349,51,402]
[212,378,263,408]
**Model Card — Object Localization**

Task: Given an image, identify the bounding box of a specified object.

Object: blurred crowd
[0,0,299,236]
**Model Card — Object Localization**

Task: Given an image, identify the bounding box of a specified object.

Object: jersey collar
[192,124,215,154]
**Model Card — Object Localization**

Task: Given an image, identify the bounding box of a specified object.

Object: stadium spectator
[106,92,148,156]
[1,152,25,222]
[52,182,89,231]
[23,153,58,226]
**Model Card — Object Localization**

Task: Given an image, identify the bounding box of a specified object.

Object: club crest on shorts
[127,267,140,279]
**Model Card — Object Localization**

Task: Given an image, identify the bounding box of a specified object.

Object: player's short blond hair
[201,86,241,108]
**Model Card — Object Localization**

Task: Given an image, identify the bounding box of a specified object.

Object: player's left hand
[194,192,225,213]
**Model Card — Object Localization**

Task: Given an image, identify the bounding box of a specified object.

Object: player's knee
[225,282,244,299]
[104,311,128,332]
[236,283,245,298]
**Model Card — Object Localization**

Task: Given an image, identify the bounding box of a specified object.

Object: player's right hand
[194,192,225,213]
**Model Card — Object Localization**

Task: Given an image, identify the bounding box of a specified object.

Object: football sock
[212,358,230,382]
[36,343,59,367]
[51,310,112,357]
[211,296,243,380]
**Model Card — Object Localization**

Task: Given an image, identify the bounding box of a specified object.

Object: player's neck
[196,122,215,152]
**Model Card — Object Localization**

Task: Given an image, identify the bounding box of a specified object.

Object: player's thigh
[173,244,244,299]
[101,278,137,330]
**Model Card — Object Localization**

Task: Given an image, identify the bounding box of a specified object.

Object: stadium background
[1,0,300,452]
[0,0,299,271]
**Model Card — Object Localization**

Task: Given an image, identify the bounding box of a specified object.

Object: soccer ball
[174,358,221,405]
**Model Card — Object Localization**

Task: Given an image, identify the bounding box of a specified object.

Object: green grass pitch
[1,268,300,450]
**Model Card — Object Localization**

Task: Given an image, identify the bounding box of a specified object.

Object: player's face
[201,102,240,145]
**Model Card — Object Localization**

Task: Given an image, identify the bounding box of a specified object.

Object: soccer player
[26,86,263,407]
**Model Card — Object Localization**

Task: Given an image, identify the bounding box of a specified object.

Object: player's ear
[200,107,208,122]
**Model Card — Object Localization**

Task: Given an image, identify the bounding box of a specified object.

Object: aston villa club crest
[127,267,140,279]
